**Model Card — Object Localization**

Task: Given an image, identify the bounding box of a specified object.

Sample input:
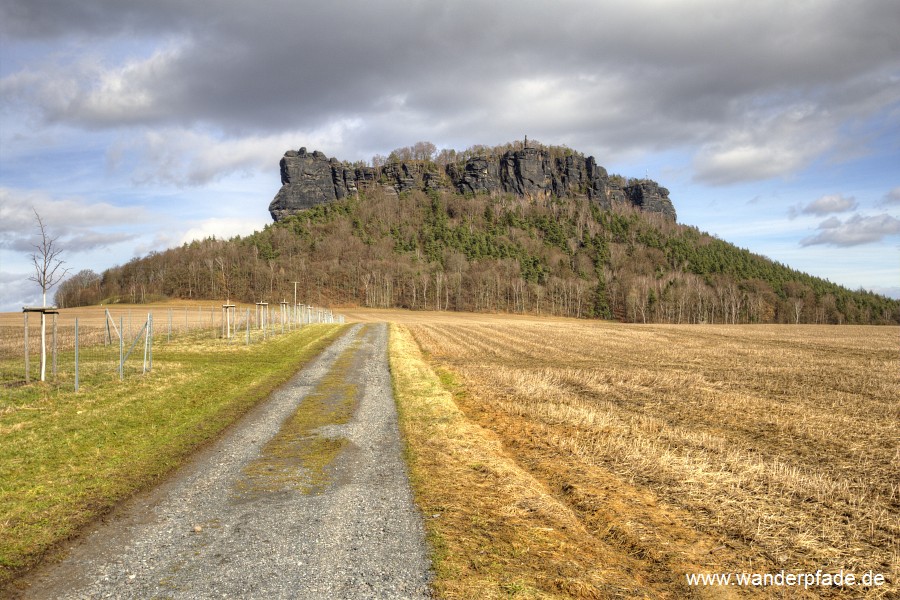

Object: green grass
[236,329,366,495]
[0,323,347,587]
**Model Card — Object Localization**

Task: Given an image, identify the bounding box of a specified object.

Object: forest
[56,187,900,325]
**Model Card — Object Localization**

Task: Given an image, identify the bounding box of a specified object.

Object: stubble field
[379,310,898,598]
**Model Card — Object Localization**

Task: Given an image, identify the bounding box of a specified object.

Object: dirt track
[15,323,432,599]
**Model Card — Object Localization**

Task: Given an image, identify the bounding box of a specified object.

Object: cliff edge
[269,145,676,222]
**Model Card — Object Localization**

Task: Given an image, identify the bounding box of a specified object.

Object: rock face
[269,149,337,221]
[269,145,676,222]
[623,180,676,221]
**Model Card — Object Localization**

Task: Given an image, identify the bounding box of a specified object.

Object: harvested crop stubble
[406,319,898,598]
[390,325,660,599]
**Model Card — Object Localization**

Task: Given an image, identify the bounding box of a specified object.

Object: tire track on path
[19,323,432,599]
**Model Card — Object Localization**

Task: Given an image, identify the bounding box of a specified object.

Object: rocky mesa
[269,145,676,222]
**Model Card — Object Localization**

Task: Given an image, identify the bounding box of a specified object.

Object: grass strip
[0,323,347,587]
[236,328,366,496]
[388,324,647,600]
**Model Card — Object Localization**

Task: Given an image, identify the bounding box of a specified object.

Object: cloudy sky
[2,0,899,310]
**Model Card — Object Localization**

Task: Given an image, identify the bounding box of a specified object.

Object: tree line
[56,188,900,325]
[364,139,584,170]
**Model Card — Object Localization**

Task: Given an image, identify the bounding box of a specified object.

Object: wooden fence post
[52,313,57,379]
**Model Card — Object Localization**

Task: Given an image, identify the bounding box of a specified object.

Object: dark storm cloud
[3,1,528,131]
[0,0,207,38]
[3,0,899,182]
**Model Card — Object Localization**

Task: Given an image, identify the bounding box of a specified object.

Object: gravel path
[19,323,432,599]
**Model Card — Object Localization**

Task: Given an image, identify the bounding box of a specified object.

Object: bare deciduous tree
[28,208,69,381]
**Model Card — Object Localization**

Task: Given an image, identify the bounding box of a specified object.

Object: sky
[1,0,899,311]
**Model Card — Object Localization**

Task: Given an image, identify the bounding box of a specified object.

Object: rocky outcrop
[450,157,502,195]
[623,180,677,221]
[269,145,677,222]
[269,149,338,221]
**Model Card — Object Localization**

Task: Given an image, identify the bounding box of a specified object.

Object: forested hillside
[58,188,899,324]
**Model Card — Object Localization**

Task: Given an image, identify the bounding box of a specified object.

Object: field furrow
[402,317,898,598]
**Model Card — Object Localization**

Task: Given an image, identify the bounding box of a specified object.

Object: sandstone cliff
[269,146,676,222]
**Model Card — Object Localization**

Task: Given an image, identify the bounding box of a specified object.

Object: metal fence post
[119,316,124,380]
[74,317,79,392]
[148,313,153,372]
[143,313,150,374]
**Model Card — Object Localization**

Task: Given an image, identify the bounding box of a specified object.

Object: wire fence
[0,303,344,392]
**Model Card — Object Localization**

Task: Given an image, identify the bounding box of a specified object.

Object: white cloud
[800,213,900,247]
[0,270,39,309]
[881,186,900,206]
[871,285,900,300]
[0,40,188,128]
[0,187,148,252]
[693,142,808,185]
[66,45,183,125]
[692,103,836,185]
[803,194,858,215]
[789,193,859,218]
[109,122,362,186]
[179,217,268,244]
